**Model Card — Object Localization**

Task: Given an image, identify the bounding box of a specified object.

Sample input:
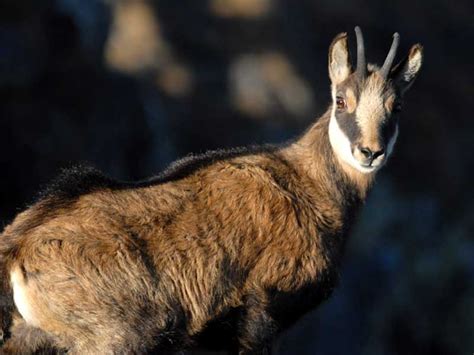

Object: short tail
[0,234,14,344]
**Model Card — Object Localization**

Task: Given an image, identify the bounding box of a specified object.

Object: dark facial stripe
[380,116,399,143]
[335,111,361,143]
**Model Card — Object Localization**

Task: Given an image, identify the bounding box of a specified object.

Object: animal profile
[0,27,422,354]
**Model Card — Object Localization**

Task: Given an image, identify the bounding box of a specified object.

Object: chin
[357,165,381,174]
[349,160,384,174]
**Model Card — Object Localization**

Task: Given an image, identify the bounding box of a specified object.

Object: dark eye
[336,96,346,110]
[393,102,402,113]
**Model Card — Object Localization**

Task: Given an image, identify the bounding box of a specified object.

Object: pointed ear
[328,32,352,85]
[391,44,423,94]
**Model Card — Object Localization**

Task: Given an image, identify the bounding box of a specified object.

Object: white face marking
[329,113,377,173]
[11,268,39,327]
[329,86,399,174]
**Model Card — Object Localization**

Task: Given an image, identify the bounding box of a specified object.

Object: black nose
[360,147,373,159]
[360,147,385,160]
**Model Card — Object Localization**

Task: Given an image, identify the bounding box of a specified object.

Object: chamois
[0,27,423,354]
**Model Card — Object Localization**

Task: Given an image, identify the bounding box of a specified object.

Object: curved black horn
[380,32,400,78]
[355,26,366,77]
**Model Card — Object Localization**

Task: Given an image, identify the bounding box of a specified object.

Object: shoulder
[135,145,278,186]
[35,145,282,204]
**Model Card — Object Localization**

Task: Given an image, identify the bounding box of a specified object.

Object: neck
[282,108,375,201]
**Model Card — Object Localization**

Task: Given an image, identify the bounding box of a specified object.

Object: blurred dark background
[0,0,472,354]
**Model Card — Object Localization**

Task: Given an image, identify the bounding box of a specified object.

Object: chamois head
[328,26,423,173]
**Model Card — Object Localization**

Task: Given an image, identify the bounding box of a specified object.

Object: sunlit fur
[0,28,422,354]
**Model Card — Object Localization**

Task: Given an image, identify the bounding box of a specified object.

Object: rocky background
[0,0,472,354]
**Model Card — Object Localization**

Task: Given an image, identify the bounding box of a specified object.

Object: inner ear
[328,33,352,85]
[391,44,423,94]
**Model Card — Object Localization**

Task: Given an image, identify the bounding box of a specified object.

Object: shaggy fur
[0,29,422,354]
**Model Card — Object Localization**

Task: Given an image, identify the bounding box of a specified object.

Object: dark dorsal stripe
[36,144,280,205]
